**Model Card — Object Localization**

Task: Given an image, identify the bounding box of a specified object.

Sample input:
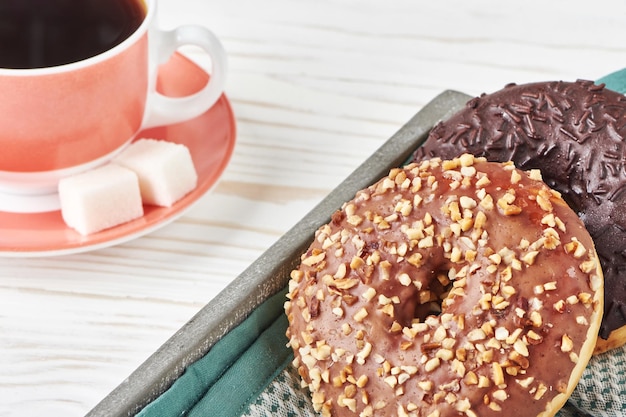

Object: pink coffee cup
[0,0,226,212]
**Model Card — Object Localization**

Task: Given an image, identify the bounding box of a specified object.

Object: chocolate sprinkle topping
[412,80,626,339]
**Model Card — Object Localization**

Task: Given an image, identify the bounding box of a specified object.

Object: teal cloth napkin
[137,289,293,417]
[137,69,626,417]
[598,68,626,93]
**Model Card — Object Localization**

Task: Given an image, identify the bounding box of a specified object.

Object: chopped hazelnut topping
[553,300,565,313]
[528,169,542,181]
[407,253,423,267]
[513,339,529,357]
[302,251,326,266]
[561,334,574,353]
[475,174,491,188]
[510,170,522,184]
[461,166,477,177]
[566,295,579,305]
[492,362,505,386]
[497,190,522,215]
[436,349,455,361]
[480,194,494,210]
[442,159,460,171]
[578,292,593,305]
[494,327,509,341]
[536,191,553,212]
[460,196,477,209]
[398,273,412,286]
[533,383,548,400]
[589,274,602,292]
[347,215,363,226]
[424,357,441,372]
[493,389,508,402]
[362,287,376,301]
[380,304,394,317]
[459,154,474,167]
[529,311,543,328]
[350,256,364,270]
[356,347,372,367]
[478,375,491,388]
[353,307,368,322]
[383,375,397,388]
[341,397,357,412]
[464,371,478,386]
[521,250,539,265]
[418,380,434,392]
[564,238,586,258]
[467,328,487,342]
[541,213,556,227]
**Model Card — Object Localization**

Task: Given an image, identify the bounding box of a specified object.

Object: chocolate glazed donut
[412,80,626,350]
[286,156,603,417]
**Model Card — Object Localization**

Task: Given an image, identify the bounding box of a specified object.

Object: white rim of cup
[0,0,154,76]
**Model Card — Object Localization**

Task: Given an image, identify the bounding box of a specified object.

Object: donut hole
[413,271,453,322]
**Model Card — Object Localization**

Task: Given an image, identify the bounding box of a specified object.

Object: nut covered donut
[412,80,626,352]
[285,155,603,417]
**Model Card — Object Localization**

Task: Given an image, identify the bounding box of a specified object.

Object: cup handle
[142,25,227,128]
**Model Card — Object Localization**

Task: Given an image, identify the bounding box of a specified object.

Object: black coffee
[0,0,146,69]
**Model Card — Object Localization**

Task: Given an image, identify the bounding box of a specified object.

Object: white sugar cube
[113,138,198,207]
[59,164,143,235]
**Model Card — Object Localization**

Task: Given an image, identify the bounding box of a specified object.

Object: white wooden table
[1,1,624,415]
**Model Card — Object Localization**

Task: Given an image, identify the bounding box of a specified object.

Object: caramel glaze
[412,80,625,340]
[285,156,602,417]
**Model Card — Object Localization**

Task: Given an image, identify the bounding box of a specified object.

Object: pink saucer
[0,53,236,257]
